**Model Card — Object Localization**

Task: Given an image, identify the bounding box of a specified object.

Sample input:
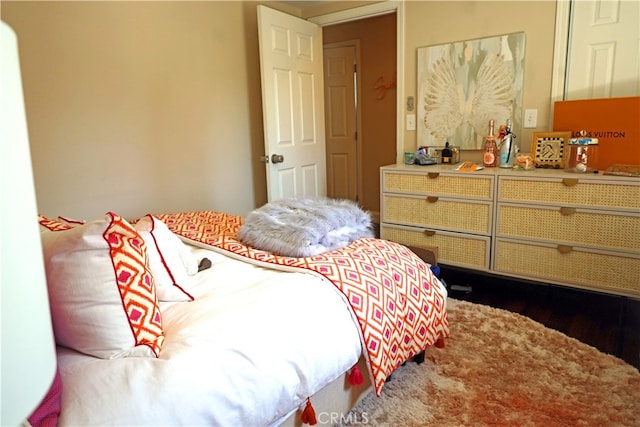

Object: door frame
[323,40,362,202]
[309,0,405,164]
[550,0,572,118]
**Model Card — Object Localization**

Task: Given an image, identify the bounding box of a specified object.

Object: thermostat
[407,96,414,112]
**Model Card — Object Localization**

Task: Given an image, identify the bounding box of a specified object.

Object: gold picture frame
[531,131,571,169]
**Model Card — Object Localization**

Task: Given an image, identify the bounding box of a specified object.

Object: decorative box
[422,145,460,164]
[553,96,639,170]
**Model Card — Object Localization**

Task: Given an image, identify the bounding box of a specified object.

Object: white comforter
[57,245,362,426]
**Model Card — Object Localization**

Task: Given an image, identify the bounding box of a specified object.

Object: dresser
[380,164,640,298]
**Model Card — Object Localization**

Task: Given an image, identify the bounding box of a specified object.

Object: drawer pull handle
[426,196,439,203]
[557,245,573,254]
[562,178,579,187]
[559,207,576,216]
[423,230,436,237]
[428,172,440,179]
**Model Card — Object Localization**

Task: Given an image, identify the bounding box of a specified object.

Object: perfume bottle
[441,141,453,164]
[482,119,498,167]
[499,118,516,168]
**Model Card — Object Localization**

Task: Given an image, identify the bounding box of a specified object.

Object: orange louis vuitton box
[553,96,640,170]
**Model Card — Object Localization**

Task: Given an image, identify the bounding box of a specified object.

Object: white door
[257,5,326,201]
[566,0,639,99]
[323,44,358,201]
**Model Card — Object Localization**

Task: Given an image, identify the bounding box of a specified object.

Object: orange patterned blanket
[157,211,450,395]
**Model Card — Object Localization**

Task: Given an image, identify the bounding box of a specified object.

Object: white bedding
[56,244,362,426]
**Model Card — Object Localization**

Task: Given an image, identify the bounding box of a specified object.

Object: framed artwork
[417,32,525,150]
[531,132,571,169]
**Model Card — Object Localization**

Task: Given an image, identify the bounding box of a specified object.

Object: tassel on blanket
[301,397,317,425]
[348,365,364,386]
[435,337,446,348]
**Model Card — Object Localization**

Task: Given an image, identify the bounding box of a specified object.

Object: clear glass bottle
[482,119,498,167]
[499,118,516,168]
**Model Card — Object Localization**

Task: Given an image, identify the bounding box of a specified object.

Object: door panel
[328,153,350,198]
[277,167,296,199]
[567,0,639,99]
[324,44,357,201]
[301,163,320,196]
[299,72,316,143]
[258,5,326,201]
[274,69,293,145]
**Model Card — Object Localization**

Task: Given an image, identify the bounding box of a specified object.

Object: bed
[35,201,449,426]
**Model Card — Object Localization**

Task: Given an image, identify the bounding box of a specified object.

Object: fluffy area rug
[342,298,640,426]
[237,198,373,257]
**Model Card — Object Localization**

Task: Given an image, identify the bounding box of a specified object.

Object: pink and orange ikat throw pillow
[40,212,164,358]
[37,214,73,233]
[40,213,198,302]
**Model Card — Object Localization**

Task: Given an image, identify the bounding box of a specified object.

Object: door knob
[271,154,284,164]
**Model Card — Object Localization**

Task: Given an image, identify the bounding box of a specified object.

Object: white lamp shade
[1,21,57,426]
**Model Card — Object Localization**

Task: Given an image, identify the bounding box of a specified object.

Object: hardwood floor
[439,266,640,371]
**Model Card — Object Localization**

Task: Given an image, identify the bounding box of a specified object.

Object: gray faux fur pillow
[237,197,374,257]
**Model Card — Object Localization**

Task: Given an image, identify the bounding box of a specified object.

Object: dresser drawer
[494,239,640,297]
[381,224,490,270]
[382,171,493,200]
[498,176,640,211]
[496,204,640,252]
[383,194,492,235]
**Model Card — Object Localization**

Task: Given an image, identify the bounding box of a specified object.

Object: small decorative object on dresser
[531,131,571,169]
[482,119,499,168]
[565,135,599,173]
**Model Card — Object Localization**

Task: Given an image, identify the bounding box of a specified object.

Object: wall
[2,1,269,219]
[2,1,558,220]
[323,12,396,217]
[402,1,557,161]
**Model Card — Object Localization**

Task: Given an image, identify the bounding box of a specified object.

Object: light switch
[406,114,416,131]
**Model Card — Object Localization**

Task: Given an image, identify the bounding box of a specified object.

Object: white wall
[3,1,267,219]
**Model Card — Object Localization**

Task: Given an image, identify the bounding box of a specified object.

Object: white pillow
[134,215,195,302]
[177,237,200,276]
[41,212,165,358]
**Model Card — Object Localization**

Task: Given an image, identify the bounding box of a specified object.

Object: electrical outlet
[406,114,416,131]
[524,109,538,128]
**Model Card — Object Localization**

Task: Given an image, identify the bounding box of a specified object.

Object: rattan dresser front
[380,164,494,270]
[380,164,640,298]
[494,171,640,297]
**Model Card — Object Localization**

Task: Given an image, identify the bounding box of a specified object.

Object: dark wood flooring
[439,266,640,371]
